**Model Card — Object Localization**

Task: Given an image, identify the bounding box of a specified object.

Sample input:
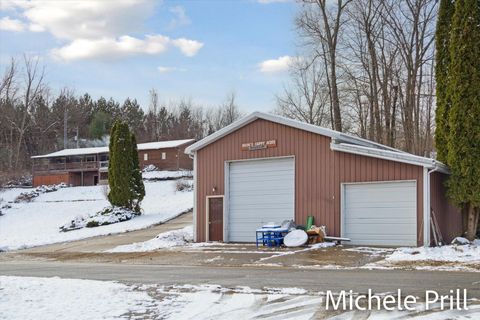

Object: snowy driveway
[1,261,479,298]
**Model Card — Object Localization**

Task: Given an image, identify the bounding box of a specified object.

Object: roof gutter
[330,141,449,174]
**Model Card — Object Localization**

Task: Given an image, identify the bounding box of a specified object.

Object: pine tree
[434,0,455,163]
[108,120,145,213]
[446,0,480,240]
[107,121,118,205]
[130,132,145,213]
[108,121,131,208]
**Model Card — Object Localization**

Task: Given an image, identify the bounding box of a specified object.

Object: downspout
[423,163,441,247]
[189,151,197,242]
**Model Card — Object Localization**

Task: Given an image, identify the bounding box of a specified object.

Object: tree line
[277,0,437,156]
[0,57,242,177]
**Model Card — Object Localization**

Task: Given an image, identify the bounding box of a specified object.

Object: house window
[162,152,167,160]
[144,153,148,161]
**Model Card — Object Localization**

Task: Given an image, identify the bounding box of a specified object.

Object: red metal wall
[196,119,426,245]
[430,172,462,243]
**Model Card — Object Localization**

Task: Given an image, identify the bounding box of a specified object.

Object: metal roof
[32,139,195,159]
[185,112,447,172]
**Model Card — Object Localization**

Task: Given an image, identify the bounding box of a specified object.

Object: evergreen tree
[108,120,145,213]
[130,133,145,213]
[434,0,455,163]
[446,0,480,240]
[108,121,131,208]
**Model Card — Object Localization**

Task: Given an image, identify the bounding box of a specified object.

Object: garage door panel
[345,207,417,218]
[345,223,417,235]
[229,175,295,185]
[343,181,417,246]
[228,158,294,242]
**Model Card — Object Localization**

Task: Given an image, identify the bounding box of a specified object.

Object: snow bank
[142,170,192,181]
[0,276,161,320]
[107,226,193,252]
[0,180,193,251]
[386,244,480,263]
[60,207,139,232]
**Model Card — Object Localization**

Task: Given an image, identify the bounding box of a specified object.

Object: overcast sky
[0,0,298,112]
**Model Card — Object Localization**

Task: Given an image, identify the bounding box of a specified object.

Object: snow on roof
[137,139,194,151]
[31,139,195,159]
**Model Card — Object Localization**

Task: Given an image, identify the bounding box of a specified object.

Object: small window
[162,152,166,160]
[144,153,148,161]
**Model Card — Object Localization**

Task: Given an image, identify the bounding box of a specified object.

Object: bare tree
[296,0,352,132]
[12,55,45,170]
[381,0,436,153]
[276,59,329,126]
[148,88,160,140]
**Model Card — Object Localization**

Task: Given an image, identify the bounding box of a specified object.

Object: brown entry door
[208,197,223,241]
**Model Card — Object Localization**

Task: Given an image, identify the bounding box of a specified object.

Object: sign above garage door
[241,139,277,151]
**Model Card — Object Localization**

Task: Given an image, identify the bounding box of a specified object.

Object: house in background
[31,139,195,187]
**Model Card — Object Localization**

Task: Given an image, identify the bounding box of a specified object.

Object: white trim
[224,161,230,242]
[185,112,404,155]
[330,142,449,174]
[224,155,295,243]
[423,167,431,247]
[341,180,418,246]
[192,151,197,242]
[205,195,225,242]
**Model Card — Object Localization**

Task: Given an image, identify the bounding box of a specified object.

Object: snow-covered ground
[1,276,478,320]
[107,225,193,252]
[386,244,480,263]
[0,180,192,251]
[0,276,162,320]
[366,239,480,272]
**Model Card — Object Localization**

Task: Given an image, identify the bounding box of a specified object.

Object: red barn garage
[185,112,462,247]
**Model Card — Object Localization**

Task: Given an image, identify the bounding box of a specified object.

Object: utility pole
[63,106,68,149]
[76,127,79,148]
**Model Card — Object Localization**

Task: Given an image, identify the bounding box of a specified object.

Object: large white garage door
[228,157,295,242]
[343,181,417,246]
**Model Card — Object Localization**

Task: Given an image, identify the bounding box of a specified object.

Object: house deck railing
[33,161,100,173]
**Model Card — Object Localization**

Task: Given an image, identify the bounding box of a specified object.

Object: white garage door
[228,157,295,242]
[343,181,417,246]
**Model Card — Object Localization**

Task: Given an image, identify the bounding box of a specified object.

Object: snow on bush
[175,179,193,192]
[60,206,139,232]
[107,226,193,252]
[143,170,193,181]
[14,183,67,203]
[142,164,157,172]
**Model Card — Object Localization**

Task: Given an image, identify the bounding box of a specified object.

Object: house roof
[32,139,195,159]
[184,112,447,173]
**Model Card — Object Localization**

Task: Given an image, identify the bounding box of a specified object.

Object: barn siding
[196,119,425,245]
[430,172,462,243]
[33,173,70,186]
